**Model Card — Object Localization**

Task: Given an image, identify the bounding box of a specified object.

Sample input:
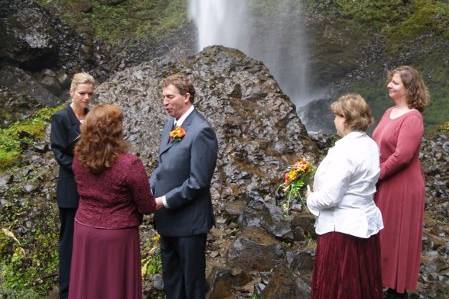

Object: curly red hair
[75,104,128,174]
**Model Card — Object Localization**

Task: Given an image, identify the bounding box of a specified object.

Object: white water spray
[188,0,310,105]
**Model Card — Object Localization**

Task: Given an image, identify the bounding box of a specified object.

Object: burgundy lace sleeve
[125,156,157,214]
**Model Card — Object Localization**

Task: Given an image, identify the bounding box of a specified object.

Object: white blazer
[307,131,383,238]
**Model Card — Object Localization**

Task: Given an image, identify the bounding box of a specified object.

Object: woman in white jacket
[307,93,383,299]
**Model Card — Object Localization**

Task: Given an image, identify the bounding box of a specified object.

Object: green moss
[141,234,162,277]
[1,189,59,296]
[436,121,449,133]
[335,0,407,30]
[305,0,449,51]
[386,0,449,48]
[0,106,62,171]
[36,0,187,44]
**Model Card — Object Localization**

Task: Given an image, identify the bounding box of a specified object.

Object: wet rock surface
[0,0,111,117]
[0,86,43,127]
[298,97,334,134]
[0,65,56,106]
[0,0,107,75]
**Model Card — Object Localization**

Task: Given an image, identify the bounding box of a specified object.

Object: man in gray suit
[150,74,218,299]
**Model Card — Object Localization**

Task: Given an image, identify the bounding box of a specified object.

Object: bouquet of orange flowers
[276,158,315,212]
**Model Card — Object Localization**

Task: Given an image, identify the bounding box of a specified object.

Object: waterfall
[188,0,311,106]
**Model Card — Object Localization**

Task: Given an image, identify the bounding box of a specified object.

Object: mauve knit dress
[372,108,425,293]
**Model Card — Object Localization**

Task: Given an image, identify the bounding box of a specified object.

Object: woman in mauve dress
[373,65,430,299]
[68,104,157,299]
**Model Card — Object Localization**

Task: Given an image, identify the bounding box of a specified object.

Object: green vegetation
[0,105,62,170]
[334,0,407,30]
[141,233,162,276]
[1,181,59,297]
[305,0,449,50]
[0,226,58,297]
[0,104,63,296]
[387,0,449,48]
[436,121,449,133]
[36,0,187,43]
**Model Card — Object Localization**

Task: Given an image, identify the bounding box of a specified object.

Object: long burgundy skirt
[68,221,142,299]
[312,232,383,299]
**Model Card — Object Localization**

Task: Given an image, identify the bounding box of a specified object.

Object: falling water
[188,0,311,105]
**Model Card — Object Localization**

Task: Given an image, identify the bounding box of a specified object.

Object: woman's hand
[306,185,312,198]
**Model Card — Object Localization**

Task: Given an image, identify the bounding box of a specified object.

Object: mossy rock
[0,105,62,171]
[36,0,188,44]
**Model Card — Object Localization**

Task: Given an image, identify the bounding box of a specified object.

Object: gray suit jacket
[150,109,218,236]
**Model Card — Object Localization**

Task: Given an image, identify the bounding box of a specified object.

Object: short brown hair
[331,93,374,132]
[162,74,195,103]
[387,65,429,112]
[75,104,128,174]
[70,72,95,93]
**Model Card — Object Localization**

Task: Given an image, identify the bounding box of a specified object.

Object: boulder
[261,265,311,299]
[0,5,59,70]
[207,267,252,299]
[227,227,284,272]
[93,45,319,297]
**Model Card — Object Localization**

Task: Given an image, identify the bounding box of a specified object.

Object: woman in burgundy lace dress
[373,66,429,299]
[68,104,157,299]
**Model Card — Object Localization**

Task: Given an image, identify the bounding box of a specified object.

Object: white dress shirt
[174,105,194,127]
[307,131,383,238]
[161,105,195,208]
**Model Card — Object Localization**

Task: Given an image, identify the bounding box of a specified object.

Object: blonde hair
[75,104,128,174]
[387,65,429,112]
[70,72,95,93]
[331,93,374,132]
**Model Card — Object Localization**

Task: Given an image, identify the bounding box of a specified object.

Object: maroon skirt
[312,232,383,299]
[68,221,142,299]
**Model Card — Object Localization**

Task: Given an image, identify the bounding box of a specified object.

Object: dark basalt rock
[207,267,252,299]
[0,86,44,127]
[298,97,334,134]
[261,265,311,299]
[0,0,97,72]
[0,0,111,106]
[0,6,58,70]
[99,0,127,5]
[227,227,284,272]
[0,66,57,106]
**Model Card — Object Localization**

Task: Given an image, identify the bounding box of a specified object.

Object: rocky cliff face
[0,0,110,126]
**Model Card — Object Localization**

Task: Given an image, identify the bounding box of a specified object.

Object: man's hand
[155,197,165,210]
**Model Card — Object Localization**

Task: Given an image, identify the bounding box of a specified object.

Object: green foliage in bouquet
[276,158,315,212]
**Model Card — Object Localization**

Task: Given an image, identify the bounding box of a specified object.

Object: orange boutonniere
[169,126,186,143]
